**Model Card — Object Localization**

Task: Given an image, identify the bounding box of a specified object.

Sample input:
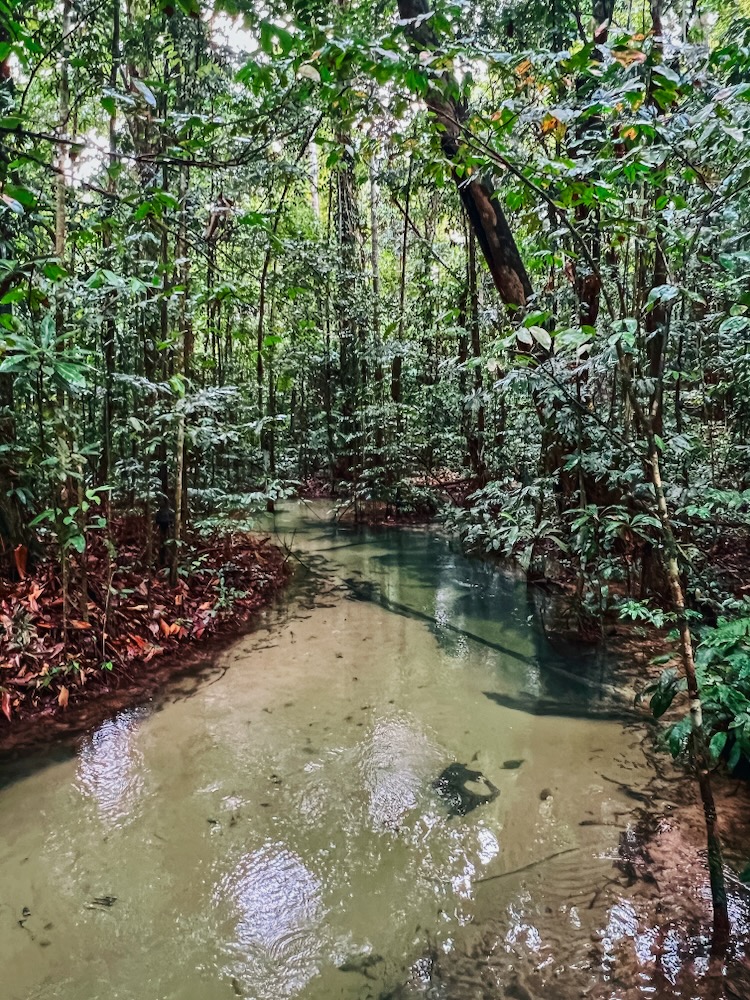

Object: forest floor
[0,518,289,745]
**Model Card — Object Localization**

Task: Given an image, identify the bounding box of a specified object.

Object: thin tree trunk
[309,141,320,220]
[170,411,185,587]
[369,159,384,454]
[100,0,119,492]
[617,346,730,953]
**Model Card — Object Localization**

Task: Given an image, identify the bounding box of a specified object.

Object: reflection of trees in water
[339,543,627,718]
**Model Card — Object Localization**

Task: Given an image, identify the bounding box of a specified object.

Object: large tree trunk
[397,0,532,308]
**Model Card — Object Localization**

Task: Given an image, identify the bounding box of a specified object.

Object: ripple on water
[75,707,149,828]
[212,842,325,999]
[358,714,446,831]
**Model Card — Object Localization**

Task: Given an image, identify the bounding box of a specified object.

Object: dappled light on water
[75,707,149,828]
[212,843,325,999]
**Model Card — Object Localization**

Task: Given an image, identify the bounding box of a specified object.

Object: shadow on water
[0,744,79,794]
[319,519,631,720]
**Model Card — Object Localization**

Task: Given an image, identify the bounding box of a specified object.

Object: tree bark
[397,0,532,308]
[616,345,731,954]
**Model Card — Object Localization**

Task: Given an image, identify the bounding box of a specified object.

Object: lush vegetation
[3,0,750,949]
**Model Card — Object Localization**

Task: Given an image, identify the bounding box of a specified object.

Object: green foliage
[2,0,750,645]
[641,617,750,772]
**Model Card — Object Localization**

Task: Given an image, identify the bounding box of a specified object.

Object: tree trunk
[170,411,185,587]
[397,0,532,308]
[617,346,731,953]
[369,159,384,454]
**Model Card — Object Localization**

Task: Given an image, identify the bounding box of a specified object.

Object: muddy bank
[0,526,289,748]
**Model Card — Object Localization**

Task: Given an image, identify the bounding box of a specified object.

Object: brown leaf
[70,619,92,630]
[13,545,27,580]
[158,618,171,637]
[58,686,69,709]
[1,690,11,721]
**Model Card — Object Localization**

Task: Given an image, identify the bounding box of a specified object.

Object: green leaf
[259,21,294,56]
[69,534,86,553]
[529,326,552,351]
[719,316,750,336]
[5,184,36,208]
[42,262,67,282]
[649,668,680,718]
[709,730,728,761]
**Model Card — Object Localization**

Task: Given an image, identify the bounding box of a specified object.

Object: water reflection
[75,707,149,827]
[359,715,444,831]
[213,843,325,998]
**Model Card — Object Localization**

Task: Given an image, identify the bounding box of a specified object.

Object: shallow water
[0,503,742,999]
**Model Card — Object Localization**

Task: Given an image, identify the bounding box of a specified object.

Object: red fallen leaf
[70,620,92,630]
[1,690,11,721]
[158,618,171,637]
[13,545,27,580]
[58,686,69,709]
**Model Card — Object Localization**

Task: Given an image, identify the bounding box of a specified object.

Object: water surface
[0,502,712,999]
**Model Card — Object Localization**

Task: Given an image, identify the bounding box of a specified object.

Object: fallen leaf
[58,686,69,708]
[70,620,92,630]
[14,545,27,580]
[1,690,11,721]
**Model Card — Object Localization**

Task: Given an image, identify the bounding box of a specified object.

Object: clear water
[0,502,735,999]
